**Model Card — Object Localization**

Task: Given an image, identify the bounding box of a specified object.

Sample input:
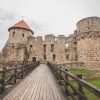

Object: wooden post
[20,67,23,79]
[65,69,69,95]
[59,69,62,85]
[77,74,84,100]
[13,68,17,84]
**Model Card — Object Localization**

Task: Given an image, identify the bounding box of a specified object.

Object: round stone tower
[76,17,100,70]
[8,20,34,44]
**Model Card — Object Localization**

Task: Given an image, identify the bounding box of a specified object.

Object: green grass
[83,79,100,100]
[67,79,100,100]
[69,69,96,75]
[64,69,100,100]
[86,78,100,88]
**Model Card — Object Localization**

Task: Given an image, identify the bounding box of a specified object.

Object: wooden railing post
[13,67,17,84]
[77,74,84,100]
[65,69,69,95]
[23,65,27,76]
[59,67,62,85]
[21,67,23,79]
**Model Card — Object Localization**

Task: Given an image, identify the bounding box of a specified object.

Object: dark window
[30,45,33,49]
[82,37,84,39]
[75,55,77,60]
[53,54,56,60]
[66,55,69,59]
[74,42,77,45]
[51,44,54,52]
[22,33,24,37]
[90,35,92,38]
[12,46,14,49]
[13,31,15,37]
[32,57,36,61]
[44,54,46,60]
[43,44,46,52]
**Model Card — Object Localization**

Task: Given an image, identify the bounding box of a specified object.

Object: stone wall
[76,17,100,70]
[1,16,100,70]
[76,17,100,33]
[8,28,33,44]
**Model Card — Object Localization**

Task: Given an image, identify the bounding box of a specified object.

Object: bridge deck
[3,64,66,100]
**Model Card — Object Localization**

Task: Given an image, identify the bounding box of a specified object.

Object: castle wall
[55,35,66,64]
[43,35,56,62]
[77,17,100,70]
[66,34,77,61]
[1,17,100,70]
[28,36,44,62]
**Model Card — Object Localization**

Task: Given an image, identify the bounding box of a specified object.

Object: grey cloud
[0,8,17,49]
[29,20,49,36]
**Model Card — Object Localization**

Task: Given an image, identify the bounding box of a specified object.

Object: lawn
[66,69,100,100]
[86,78,100,88]
[83,79,100,100]
[68,69,97,75]
[66,79,100,100]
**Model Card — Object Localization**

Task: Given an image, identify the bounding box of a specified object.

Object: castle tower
[8,20,34,44]
[76,17,100,70]
[1,20,34,62]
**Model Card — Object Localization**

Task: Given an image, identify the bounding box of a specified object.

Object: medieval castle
[0,16,100,70]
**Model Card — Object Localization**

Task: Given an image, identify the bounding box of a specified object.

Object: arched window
[55,38,57,41]
[65,43,69,48]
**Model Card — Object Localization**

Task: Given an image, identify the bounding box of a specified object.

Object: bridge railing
[0,61,40,94]
[47,62,100,100]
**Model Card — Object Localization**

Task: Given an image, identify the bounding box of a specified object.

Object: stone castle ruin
[0,16,100,70]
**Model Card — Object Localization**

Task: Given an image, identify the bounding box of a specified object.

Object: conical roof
[8,20,34,34]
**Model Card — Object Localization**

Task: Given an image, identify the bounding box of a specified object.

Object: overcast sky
[0,0,100,49]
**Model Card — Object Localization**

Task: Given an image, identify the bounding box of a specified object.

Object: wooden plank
[3,64,66,100]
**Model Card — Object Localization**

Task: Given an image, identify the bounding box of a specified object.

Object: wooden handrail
[0,61,40,94]
[47,62,100,100]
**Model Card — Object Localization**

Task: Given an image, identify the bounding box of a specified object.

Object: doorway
[32,57,36,62]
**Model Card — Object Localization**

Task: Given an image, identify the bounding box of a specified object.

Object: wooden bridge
[0,61,100,100]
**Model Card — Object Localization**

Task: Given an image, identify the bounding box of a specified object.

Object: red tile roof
[8,20,34,34]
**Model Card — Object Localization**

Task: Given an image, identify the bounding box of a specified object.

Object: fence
[47,62,100,100]
[0,61,40,94]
